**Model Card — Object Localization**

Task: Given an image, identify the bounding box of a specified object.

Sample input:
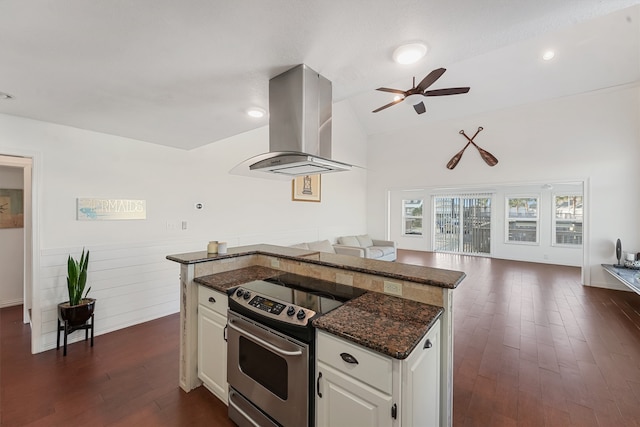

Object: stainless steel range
[226,273,365,427]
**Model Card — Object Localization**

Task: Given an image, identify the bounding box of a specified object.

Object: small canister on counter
[218,241,228,254]
[207,240,219,254]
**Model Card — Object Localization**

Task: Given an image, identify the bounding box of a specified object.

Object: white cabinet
[401,320,440,427]
[316,319,441,427]
[316,363,394,427]
[317,331,394,427]
[197,286,228,404]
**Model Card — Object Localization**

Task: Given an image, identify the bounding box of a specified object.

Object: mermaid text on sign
[77,198,146,220]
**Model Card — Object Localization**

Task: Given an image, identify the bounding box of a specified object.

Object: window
[433,194,491,254]
[402,199,423,236]
[554,195,583,246]
[506,197,539,243]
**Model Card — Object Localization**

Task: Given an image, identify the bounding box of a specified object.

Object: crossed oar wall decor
[446,126,499,169]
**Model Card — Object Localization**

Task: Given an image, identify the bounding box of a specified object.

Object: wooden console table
[602,264,640,295]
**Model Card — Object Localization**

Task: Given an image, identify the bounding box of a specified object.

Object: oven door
[227,311,309,427]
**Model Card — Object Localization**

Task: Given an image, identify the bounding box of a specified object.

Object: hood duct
[249,64,352,176]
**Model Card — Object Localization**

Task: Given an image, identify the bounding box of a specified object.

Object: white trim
[0,147,41,353]
[0,298,24,308]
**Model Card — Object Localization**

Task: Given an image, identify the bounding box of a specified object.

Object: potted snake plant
[58,248,95,327]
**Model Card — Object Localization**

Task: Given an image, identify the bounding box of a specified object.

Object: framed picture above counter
[292,175,321,202]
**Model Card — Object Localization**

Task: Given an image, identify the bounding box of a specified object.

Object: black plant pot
[58,298,96,327]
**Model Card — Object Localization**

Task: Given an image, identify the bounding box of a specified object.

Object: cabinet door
[317,362,393,427]
[198,304,228,403]
[402,320,440,427]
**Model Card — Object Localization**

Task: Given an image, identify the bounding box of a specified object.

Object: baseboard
[0,298,24,308]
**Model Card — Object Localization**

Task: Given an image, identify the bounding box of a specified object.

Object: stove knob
[287,306,296,317]
[235,289,244,298]
[296,309,306,320]
[243,291,252,300]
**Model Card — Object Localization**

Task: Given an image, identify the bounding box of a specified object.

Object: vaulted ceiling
[0,1,638,150]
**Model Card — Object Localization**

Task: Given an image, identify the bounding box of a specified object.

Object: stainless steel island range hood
[249,64,352,176]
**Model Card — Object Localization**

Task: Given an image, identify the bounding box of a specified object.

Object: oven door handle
[228,319,303,357]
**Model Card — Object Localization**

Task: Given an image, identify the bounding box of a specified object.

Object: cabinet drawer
[317,331,392,394]
[198,286,228,316]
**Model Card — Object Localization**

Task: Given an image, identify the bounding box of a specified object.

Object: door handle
[228,319,303,357]
[340,352,359,364]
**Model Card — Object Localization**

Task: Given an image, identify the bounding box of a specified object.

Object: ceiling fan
[372,68,470,115]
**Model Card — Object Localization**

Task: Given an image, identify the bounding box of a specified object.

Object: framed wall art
[77,198,147,220]
[292,175,321,202]
[0,188,24,229]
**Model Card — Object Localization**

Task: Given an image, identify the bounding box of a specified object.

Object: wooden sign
[77,198,146,220]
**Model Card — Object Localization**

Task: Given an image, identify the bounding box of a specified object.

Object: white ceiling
[0,0,638,150]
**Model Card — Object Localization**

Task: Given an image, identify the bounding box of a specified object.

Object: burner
[227,273,366,343]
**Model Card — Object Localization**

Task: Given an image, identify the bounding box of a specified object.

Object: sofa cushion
[377,246,395,256]
[367,247,385,258]
[339,235,360,247]
[307,240,336,254]
[356,234,374,248]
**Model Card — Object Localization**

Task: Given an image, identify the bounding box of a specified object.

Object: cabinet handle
[340,352,359,365]
[424,339,433,349]
[317,372,323,398]
[208,296,216,303]
[223,325,228,342]
[391,403,397,419]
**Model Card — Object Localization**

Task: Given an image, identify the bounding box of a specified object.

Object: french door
[433,194,492,255]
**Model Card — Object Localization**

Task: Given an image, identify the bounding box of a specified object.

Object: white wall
[389,181,584,267]
[0,165,24,307]
[0,99,368,353]
[366,86,640,289]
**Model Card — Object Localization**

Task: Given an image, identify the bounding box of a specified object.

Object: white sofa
[334,234,397,261]
[290,239,337,253]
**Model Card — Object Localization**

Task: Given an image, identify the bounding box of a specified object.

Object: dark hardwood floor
[399,250,640,427]
[2,250,640,426]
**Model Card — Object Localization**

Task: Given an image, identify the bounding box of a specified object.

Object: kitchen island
[167,244,465,427]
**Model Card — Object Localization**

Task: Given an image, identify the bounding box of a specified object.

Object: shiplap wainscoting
[37,240,200,351]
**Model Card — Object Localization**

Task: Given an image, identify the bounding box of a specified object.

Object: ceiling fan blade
[423,87,470,96]
[372,98,404,113]
[376,87,407,95]
[413,101,426,114]
[416,68,446,91]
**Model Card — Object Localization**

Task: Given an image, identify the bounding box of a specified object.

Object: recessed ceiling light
[542,50,555,61]
[247,107,266,118]
[392,43,428,65]
[0,92,14,100]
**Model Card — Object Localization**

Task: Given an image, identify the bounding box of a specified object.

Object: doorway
[433,194,492,255]
[0,154,33,327]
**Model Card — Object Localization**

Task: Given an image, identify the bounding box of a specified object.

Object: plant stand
[56,314,94,356]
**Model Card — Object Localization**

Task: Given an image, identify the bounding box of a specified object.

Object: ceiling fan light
[393,43,428,65]
[403,93,422,106]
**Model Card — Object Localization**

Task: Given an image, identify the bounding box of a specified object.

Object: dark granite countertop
[167,244,466,289]
[194,265,285,293]
[313,292,443,359]
[192,264,443,360]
